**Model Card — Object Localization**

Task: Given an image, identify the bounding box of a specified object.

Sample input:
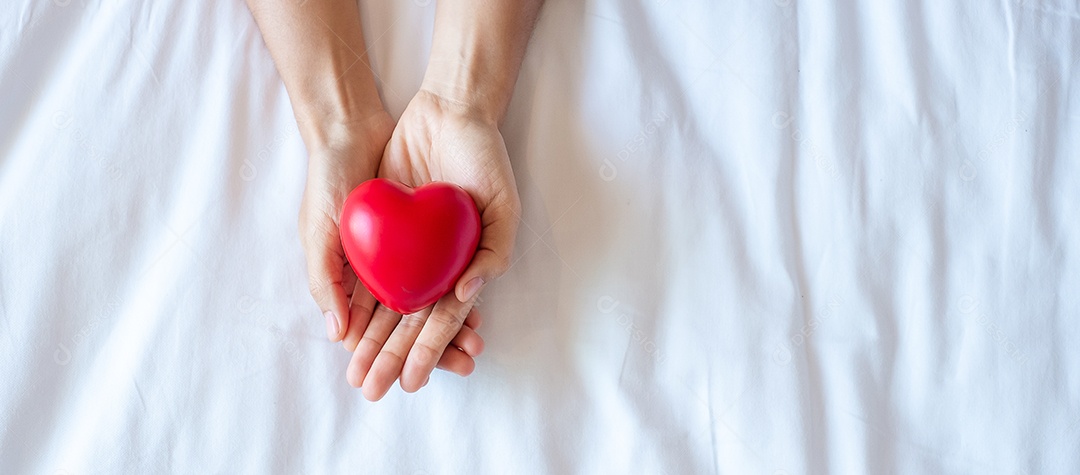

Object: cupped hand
[299,113,393,345]
[347,90,521,401]
[297,110,488,386]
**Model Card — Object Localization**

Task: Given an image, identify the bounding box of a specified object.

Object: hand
[244,0,536,393]
[244,0,394,346]
[298,113,393,344]
[299,111,491,380]
[347,90,521,401]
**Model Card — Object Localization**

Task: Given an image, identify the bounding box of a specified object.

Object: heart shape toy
[339,178,481,314]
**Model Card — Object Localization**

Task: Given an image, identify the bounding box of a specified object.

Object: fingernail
[422,375,430,388]
[324,311,340,340]
[462,277,485,302]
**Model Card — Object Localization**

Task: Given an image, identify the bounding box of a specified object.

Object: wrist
[421,1,536,126]
[300,112,393,190]
[285,48,387,152]
[420,56,511,127]
[295,97,387,154]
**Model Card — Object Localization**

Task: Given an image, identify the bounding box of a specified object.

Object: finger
[451,325,485,358]
[463,307,483,330]
[362,308,432,400]
[431,310,480,375]
[454,195,521,303]
[346,304,400,388]
[399,293,472,392]
[304,239,351,343]
[343,279,377,352]
[433,347,476,377]
[342,267,358,300]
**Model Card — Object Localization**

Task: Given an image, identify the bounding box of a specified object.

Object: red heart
[339,178,481,314]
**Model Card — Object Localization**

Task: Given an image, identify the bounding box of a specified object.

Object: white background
[1,0,1079,473]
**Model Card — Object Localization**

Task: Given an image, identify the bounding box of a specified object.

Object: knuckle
[375,349,405,367]
[412,341,443,366]
[359,335,384,350]
[430,309,465,329]
[372,305,398,321]
[351,299,374,317]
[399,313,427,331]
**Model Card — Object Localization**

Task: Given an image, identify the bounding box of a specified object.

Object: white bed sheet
[2,0,1079,473]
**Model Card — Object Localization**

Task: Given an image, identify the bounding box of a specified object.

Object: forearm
[245,0,384,150]
[421,0,544,125]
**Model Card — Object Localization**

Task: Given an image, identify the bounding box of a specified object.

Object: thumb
[304,239,351,342]
[454,197,520,303]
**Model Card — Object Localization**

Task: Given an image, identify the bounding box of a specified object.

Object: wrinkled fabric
[1,0,1078,473]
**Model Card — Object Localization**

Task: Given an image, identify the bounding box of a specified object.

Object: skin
[245,0,543,400]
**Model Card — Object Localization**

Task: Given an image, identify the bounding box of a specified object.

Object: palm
[299,114,394,343]
[379,92,517,215]
[346,91,521,401]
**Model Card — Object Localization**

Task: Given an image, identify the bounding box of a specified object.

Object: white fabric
[2,0,1079,472]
